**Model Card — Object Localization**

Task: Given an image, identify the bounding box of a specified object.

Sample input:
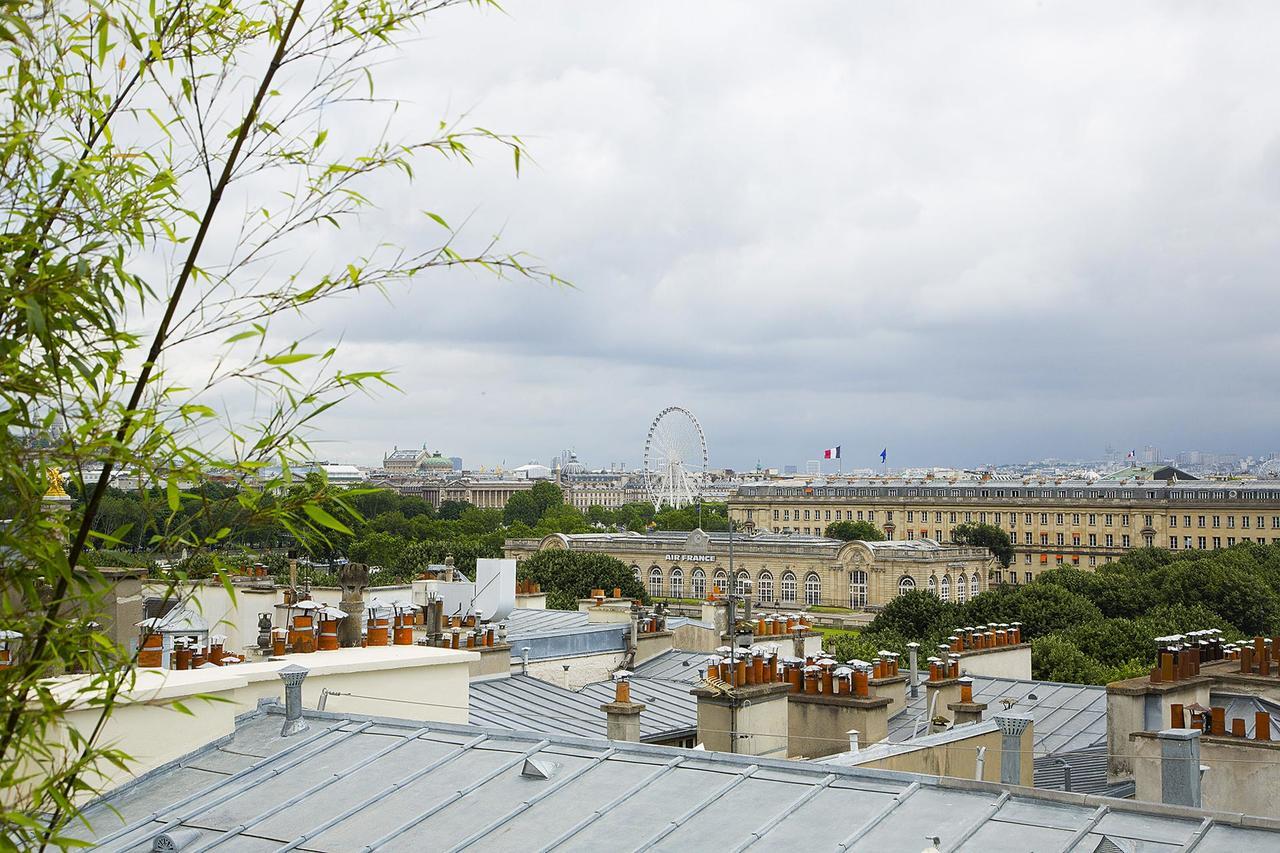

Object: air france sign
[665,554,716,563]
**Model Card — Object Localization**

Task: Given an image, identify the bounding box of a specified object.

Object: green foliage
[840,541,1280,686]
[0,0,559,843]
[951,522,1014,567]
[437,500,473,521]
[516,550,647,611]
[824,520,884,542]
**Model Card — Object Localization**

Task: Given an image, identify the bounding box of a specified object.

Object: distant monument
[337,563,369,647]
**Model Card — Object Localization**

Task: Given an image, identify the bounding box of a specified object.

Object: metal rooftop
[887,675,1107,757]
[630,649,715,685]
[76,704,1280,852]
[469,674,696,743]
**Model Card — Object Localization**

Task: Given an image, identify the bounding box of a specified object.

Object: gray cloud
[234,0,1280,469]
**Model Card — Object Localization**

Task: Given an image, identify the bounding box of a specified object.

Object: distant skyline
[236,2,1280,470]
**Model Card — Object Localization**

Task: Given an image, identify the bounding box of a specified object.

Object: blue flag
[880,448,887,463]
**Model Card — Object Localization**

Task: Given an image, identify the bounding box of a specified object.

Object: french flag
[824,446,841,459]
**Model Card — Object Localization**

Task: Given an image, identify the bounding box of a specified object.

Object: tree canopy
[516,550,647,611]
[950,522,1014,566]
[829,542,1280,685]
[825,520,885,542]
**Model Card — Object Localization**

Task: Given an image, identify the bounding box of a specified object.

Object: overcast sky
[267,1,1280,470]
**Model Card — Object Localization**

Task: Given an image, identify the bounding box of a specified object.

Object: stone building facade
[729,477,1280,585]
[504,529,997,611]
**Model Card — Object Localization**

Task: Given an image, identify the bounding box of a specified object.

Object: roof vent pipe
[907,642,920,698]
[846,729,860,753]
[152,829,203,851]
[973,746,986,780]
[521,647,531,675]
[278,664,310,737]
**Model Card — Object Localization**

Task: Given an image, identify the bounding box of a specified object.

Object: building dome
[419,453,452,470]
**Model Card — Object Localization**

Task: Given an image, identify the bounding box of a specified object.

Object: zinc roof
[469,674,696,743]
[77,705,1280,852]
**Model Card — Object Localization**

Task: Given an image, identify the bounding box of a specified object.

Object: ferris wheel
[643,406,708,509]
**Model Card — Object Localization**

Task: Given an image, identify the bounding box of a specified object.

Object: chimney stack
[278,664,310,737]
[994,712,1033,786]
[600,671,645,742]
[1156,728,1202,808]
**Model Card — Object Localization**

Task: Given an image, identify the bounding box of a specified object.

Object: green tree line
[829,542,1280,685]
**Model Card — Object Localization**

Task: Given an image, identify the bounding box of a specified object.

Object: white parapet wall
[957,644,1033,681]
[50,645,476,801]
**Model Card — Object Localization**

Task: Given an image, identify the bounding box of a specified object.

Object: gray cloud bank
[265,1,1280,469]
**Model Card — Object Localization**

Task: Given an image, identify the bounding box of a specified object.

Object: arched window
[955,573,967,604]
[970,573,980,599]
[713,569,728,596]
[804,572,821,606]
[928,575,937,597]
[631,564,640,582]
[940,575,951,602]
[781,571,797,602]
[898,575,916,596]
[850,570,867,608]
[648,566,662,597]
[735,570,751,597]
[670,568,684,599]
[691,568,706,599]
[757,571,774,603]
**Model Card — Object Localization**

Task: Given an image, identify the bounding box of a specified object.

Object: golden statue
[44,467,68,498]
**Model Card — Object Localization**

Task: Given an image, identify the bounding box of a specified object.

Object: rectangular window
[1145,514,1154,526]
[1198,536,1207,549]
[857,511,864,520]
[1088,513,1096,526]
[1025,532,1033,544]
[1056,533,1064,545]
[1072,513,1080,525]
[1228,536,1236,546]
[870,511,877,521]
[906,530,914,540]
[1104,514,1113,526]
[996,512,1003,525]
[1213,536,1222,549]
[783,510,790,520]
[1170,537,1177,549]
[936,530,943,541]
[1056,513,1064,525]
[907,511,914,522]
[1121,514,1130,526]
[1072,534,1080,546]
[803,510,810,520]
[1105,534,1114,546]
[949,512,957,523]
[1024,554,1032,564]
[1170,515,1177,528]
[1040,533,1049,545]
[1243,516,1251,528]
[964,512,972,522]
[1025,513,1032,524]
[1026,572,1033,583]
[835,510,842,520]
[1089,534,1097,546]
[774,510,780,520]
[979,512,987,523]
[1227,516,1235,528]
[1089,556,1097,566]
[1198,516,1206,528]
[1212,515,1220,528]
[1040,513,1048,525]
[1122,534,1130,547]
[1259,516,1266,529]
